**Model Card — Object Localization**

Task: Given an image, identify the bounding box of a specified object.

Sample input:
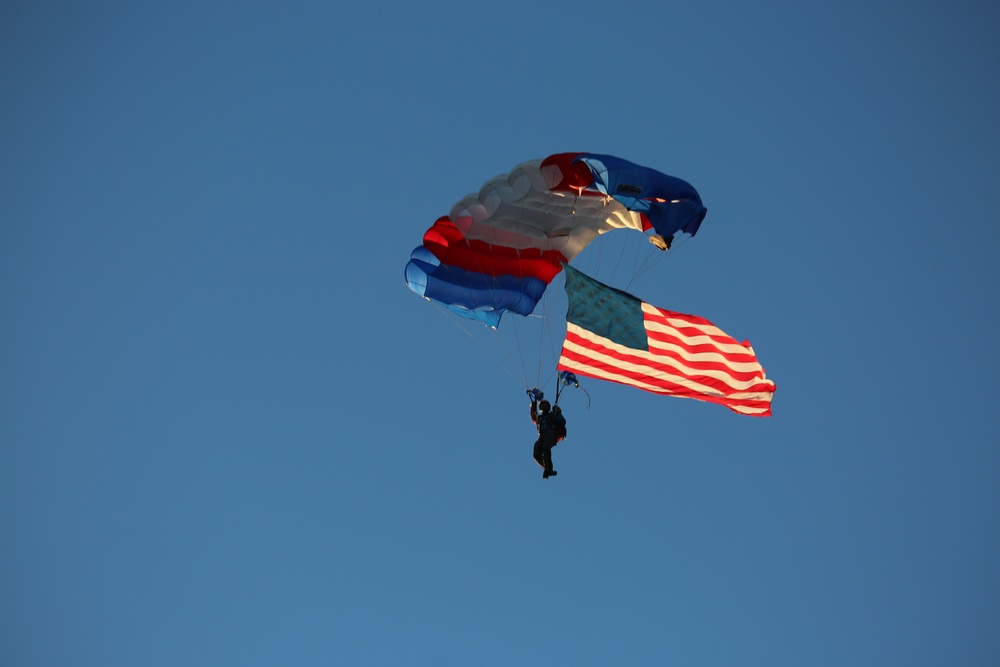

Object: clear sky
[2,2,998,665]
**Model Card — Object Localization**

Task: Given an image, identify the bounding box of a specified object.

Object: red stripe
[422,216,565,282]
[643,308,766,368]
[643,331,764,376]
[558,327,775,415]
[560,332,772,399]
[558,349,773,414]
[647,307,716,327]
[566,323,768,387]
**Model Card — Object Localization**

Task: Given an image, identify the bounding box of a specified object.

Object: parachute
[404,153,707,328]
[405,153,776,416]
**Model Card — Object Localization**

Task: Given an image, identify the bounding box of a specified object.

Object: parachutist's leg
[533,439,545,468]
[541,432,556,476]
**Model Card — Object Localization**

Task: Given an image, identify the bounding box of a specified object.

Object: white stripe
[563,331,760,396]
[646,336,765,373]
[643,304,753,356]
[645,320,754,357]
[563,323,771,392]
[556,350,772,415]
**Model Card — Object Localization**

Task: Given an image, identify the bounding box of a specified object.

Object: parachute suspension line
[512,194,539,391]
[609,227,636,288]
[460,187,532,392]
[629,233,691,288]
[534,297,547,388]
[504,184,551,392]
[540,270,566,391]
[578,227,641,291]
[535,285,561,393]
[553,274,569,376]
[425,298,523,388]
[623,231,651,292]
[505,311,531,390]
[632,243,658,283]
[441,217,529,389]
[617,232,690,292]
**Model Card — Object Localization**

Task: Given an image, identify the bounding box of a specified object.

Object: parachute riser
[555,370,590,409]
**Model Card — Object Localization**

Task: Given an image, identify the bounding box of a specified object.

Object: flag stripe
[558,353,773,415]
[560,326,774,403]
[558,305,776,416]
[561,331,771,399]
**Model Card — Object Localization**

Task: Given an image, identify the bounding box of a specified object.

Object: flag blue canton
[563,265,648,351]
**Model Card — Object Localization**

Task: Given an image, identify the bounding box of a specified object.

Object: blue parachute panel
[405,246,548,328]
[578,153,707,239]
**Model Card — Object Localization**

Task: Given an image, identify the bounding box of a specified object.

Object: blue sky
[2,1,998,665]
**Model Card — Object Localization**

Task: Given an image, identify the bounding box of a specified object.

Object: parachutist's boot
[543,469,557,479]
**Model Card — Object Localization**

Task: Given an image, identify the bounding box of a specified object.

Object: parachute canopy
[405,153,707,327]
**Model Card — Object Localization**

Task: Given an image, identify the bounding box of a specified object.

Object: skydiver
[529,394,566,479]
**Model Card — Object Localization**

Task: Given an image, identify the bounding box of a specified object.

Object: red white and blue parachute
[405,153,707,327]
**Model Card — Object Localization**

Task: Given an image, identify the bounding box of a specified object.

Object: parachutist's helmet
[539,400,551,412]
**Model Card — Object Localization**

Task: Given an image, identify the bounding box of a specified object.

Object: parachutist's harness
[555,371,591,409]
[526,371,591,412]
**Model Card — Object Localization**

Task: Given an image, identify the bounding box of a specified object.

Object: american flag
[556,266,776,416]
